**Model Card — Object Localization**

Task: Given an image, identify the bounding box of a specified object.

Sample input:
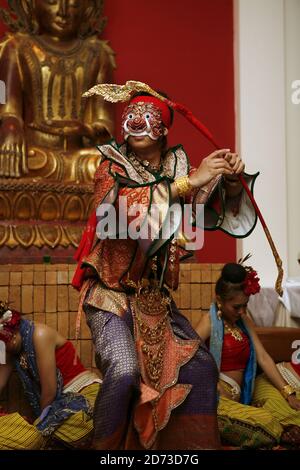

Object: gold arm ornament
[281,384,296,400]
[174,175,193,197]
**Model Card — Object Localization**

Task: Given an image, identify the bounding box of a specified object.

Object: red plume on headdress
[166,100,220,148]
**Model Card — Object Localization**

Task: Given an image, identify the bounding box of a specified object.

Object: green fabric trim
[219,172,259,238]
[167,144,189,180]
[145,179,180,257]
[117,174,167,188]
[204,172,259,238]
[105,148,131,180]
[98,140,189,185]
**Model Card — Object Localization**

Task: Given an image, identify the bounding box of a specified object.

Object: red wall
[0,0,236,262]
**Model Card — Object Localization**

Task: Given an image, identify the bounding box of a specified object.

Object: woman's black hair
[215,263,247,300]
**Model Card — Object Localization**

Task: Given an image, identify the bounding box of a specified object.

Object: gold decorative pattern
[131,284,171,389]
[83,80,165,103]
[142,342,166,385]
[136,314,168,346]
[174,175,193,197]
[0,178,94,248]
[19,352,29,370]
[127,281,171,316]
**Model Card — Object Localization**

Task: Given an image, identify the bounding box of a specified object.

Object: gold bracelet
[281,384,296,400]
[174,175,193,197]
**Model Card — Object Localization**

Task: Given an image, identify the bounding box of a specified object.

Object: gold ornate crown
[83,80,165,102]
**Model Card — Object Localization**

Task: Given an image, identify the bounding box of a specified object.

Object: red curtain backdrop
[0,0,236,262]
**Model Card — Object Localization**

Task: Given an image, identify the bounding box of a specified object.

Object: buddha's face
[34,0,86,40]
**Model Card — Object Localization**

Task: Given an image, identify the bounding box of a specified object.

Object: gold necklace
[223,320,243,342]
[141,158,161,172]
[128,152,163,179]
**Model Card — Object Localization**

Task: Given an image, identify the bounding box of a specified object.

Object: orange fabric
[220,331,250,372]
[94,159,125,208]
[72,149,202,293]
[134,384,191,449]
[82,158,183,292]
[133,314,200,449]
[82,159,154,291]
[55,341,86,386]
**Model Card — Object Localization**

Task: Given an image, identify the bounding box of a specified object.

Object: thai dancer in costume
[72,87,258,450]
[0,302,101,450]
[196,263,300,449]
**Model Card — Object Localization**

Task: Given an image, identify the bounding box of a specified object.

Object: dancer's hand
[287,394,300,411]
[189,149,234,188]
[223,152,245,197]
[224,152,245,175]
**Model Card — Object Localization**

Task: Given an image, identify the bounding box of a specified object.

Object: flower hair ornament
[0,300,21,349]
[238,254,261,296]
[243,267,261,296]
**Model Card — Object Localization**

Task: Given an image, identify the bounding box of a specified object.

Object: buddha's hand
[83,120,112,143]
[0,117,27,178]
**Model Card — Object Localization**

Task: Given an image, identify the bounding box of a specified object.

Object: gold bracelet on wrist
[281,384,296,400]
[174,175,193,197]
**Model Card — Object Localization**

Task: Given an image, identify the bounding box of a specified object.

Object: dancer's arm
[244,316,300,410]
[33,324,57,411]
[0,362,13,396]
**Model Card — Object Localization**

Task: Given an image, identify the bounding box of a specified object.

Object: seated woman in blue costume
[196,263,300,449]
[0,301,101,450]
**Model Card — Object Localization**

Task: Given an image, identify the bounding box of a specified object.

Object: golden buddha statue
[0,0,115,254]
